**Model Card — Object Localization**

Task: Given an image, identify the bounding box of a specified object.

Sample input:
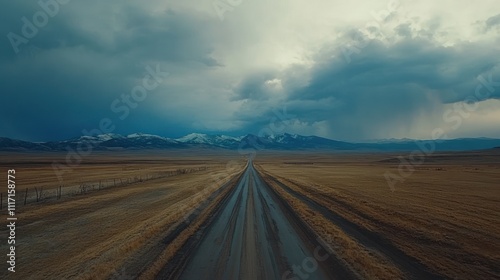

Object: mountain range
[1,133,500,152]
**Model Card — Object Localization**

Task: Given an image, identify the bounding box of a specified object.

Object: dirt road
[158,160,353,280]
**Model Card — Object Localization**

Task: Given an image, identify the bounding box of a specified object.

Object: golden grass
[2,150,498,279]
[0,152,245,280]
[257,166,403,280]
[254,150,500,279]
[0,150,242,192]
[139,170,243,279]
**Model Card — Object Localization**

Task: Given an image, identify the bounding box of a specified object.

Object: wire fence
[0,167,208,210]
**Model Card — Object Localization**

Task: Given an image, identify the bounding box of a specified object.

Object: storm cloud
[1,0,499,141]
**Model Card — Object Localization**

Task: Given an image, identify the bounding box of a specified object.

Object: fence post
[24,188,28,205]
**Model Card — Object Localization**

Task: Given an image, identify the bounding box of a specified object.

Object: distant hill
[0,137,50,151]
[1,133,500,152]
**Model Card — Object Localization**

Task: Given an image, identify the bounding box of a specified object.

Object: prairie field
[0,150,498,280]
[0,151,246,280]
[254,149,500,279]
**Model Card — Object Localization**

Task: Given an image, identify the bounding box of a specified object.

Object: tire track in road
[240,170,261,279]
[162,160,352,280]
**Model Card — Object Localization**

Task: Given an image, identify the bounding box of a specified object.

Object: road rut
[160,160,351,280]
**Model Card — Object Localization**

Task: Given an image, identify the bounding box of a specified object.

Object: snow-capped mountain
[240,133,357,150]
[72,133,124,143]
[98,133,180,149]
[175,132,356,150]
[176,133,242,147]
[126,133,173,140]
[0,137,51,151]
[1,133,500,151]
[40,133,181,149]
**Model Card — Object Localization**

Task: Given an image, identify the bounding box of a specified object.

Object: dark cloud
[232,71,277,101]
[485,14,500,30]
[232,36,500,140]
[1,1,499,141]
[395,23,412,38]
[0,1,220,141]
[300,39,499,102]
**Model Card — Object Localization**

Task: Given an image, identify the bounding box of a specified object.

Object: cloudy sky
[1,0,499,142]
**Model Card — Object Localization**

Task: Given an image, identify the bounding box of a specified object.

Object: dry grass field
[0,149,498,279]
[0,150,242,193]
[255,149,500,279]
[0,151,246,280]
